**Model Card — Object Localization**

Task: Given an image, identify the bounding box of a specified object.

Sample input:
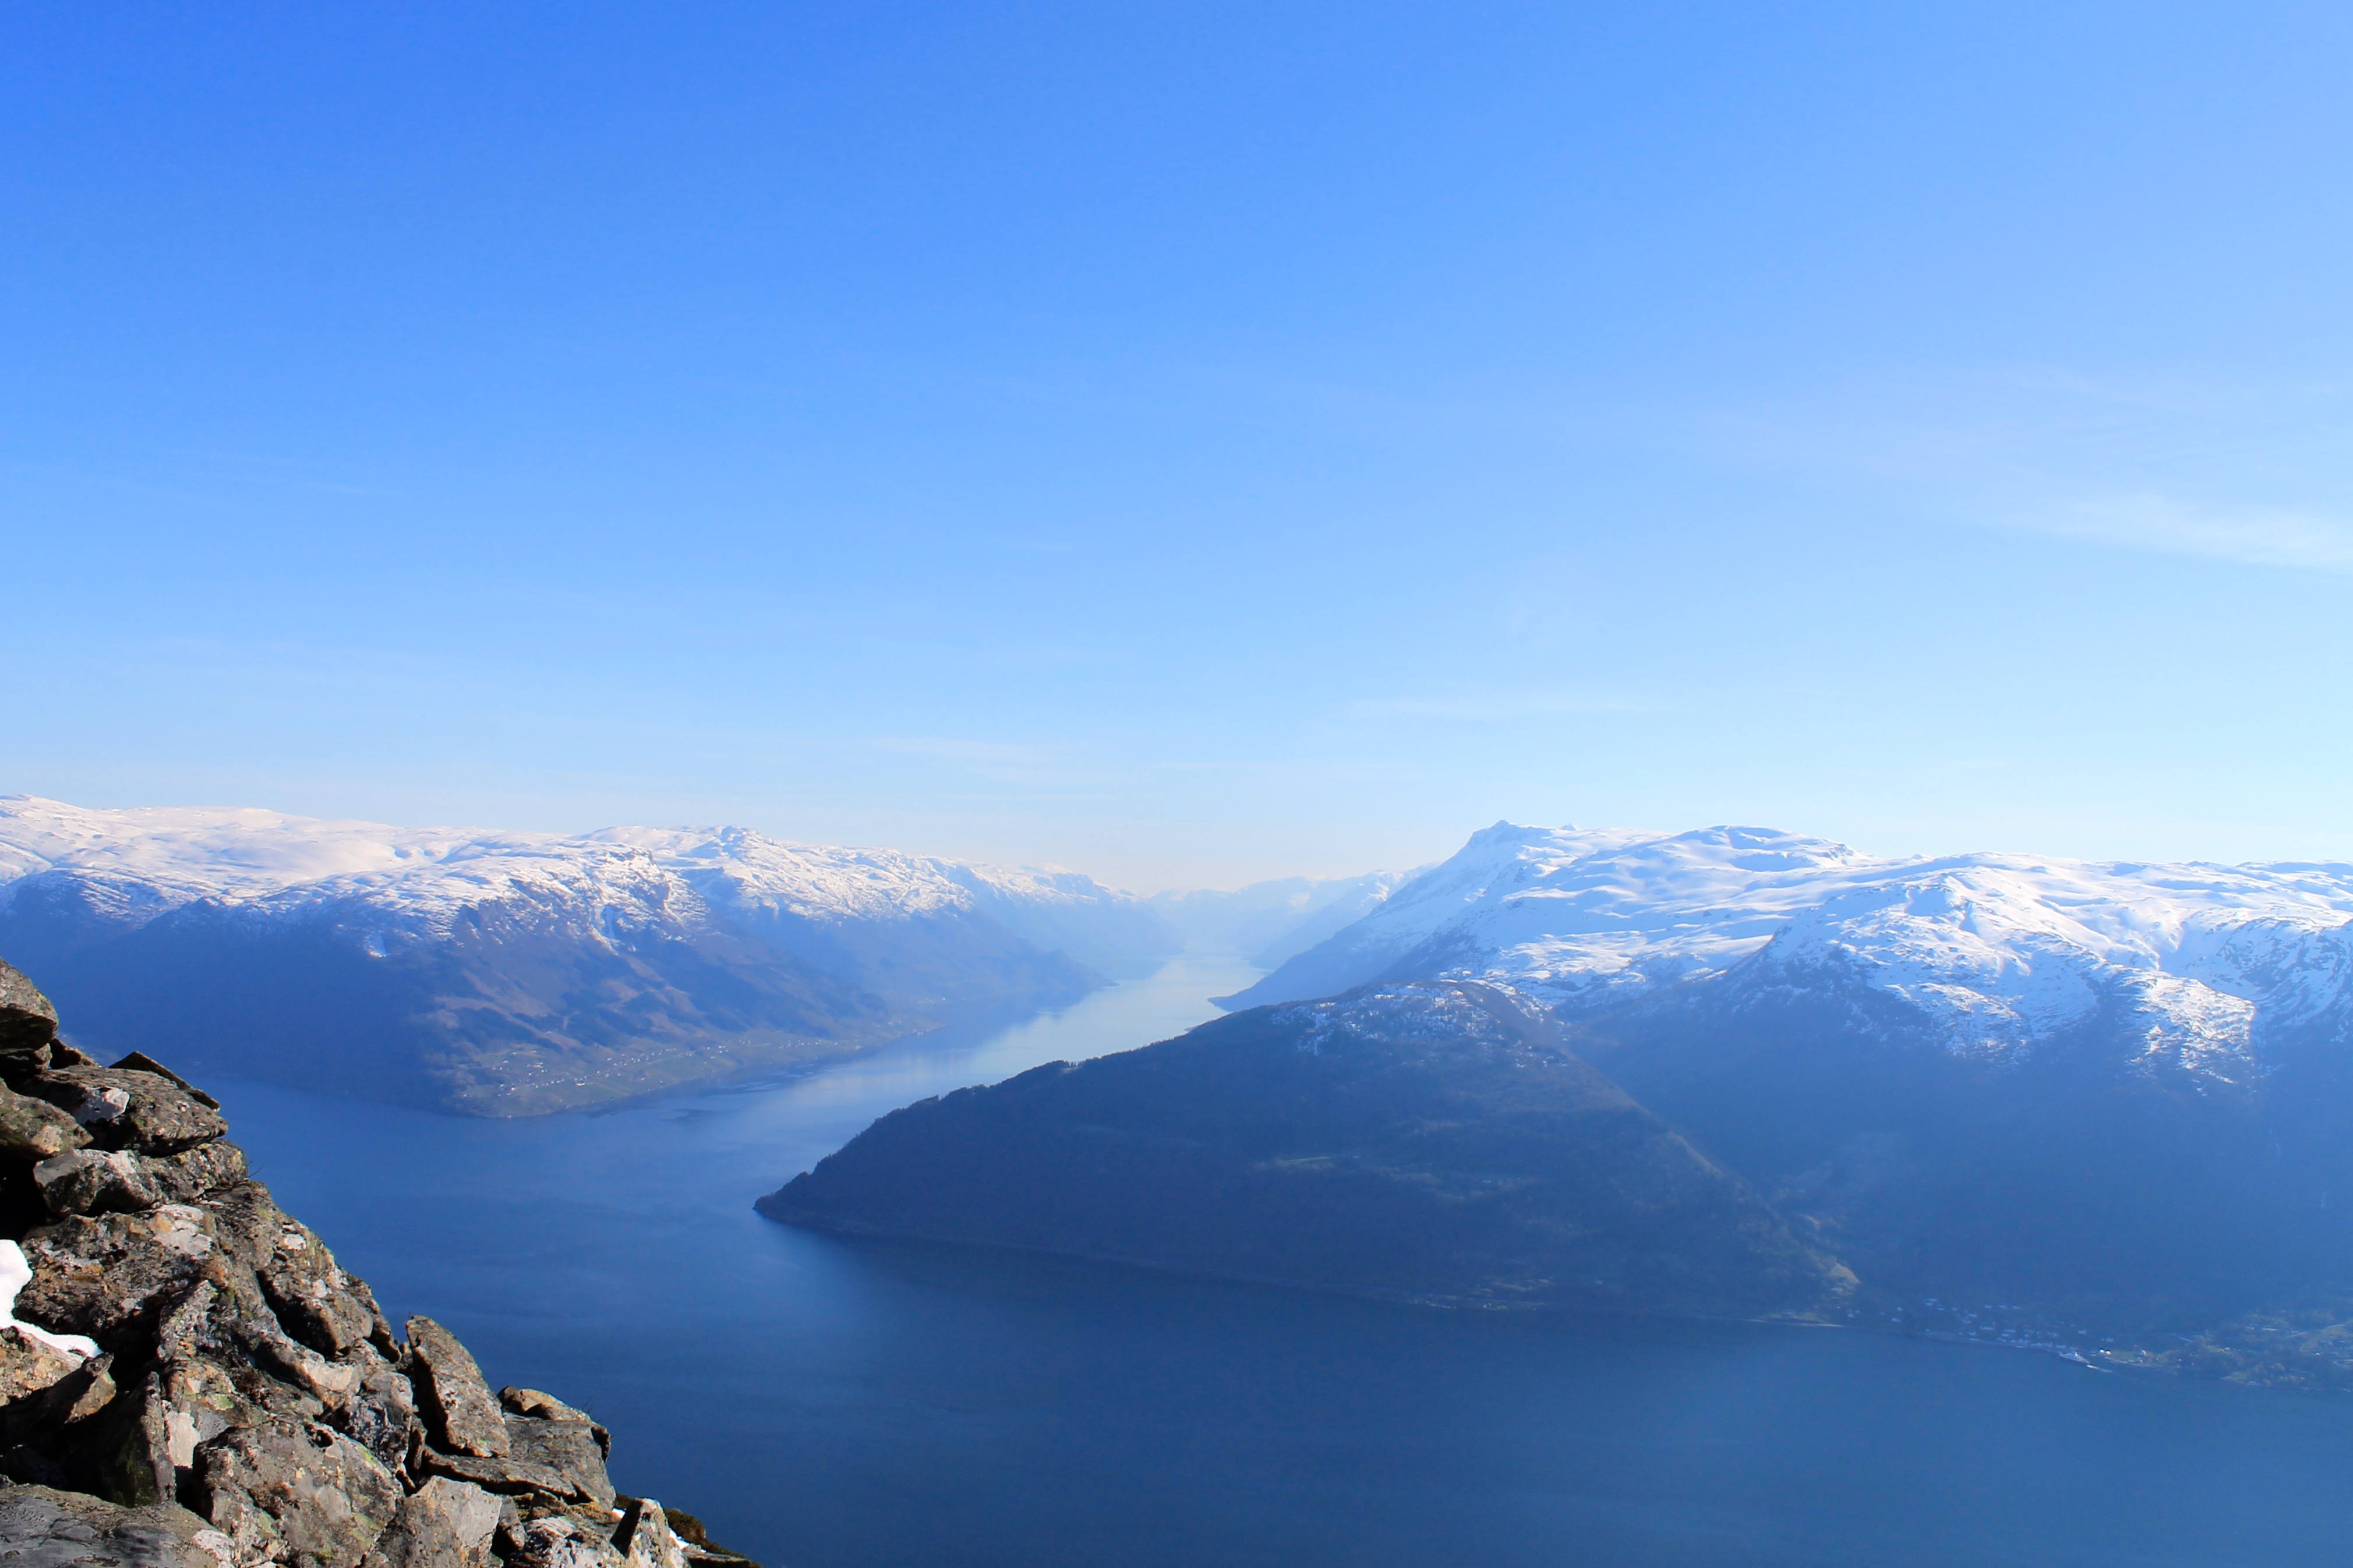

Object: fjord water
[214,957,2353,1568]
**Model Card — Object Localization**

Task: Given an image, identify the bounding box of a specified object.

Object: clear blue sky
[5,3,2348,889]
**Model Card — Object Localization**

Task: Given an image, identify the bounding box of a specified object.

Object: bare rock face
[0,966,58,1053]
[361,1478,502,1568]
[0,957,767,1568]
[0,1091,88,1163]
[0,1481,233,1568]
[405,1321,509,1461]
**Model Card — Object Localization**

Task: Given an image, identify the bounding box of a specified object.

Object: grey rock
[108,1055,221,1112]
[414,1445,595,1506]
[194,1418,400,1568]
[34,1151,164,1217]
[498,1389,599,1434]
[0,1328,86,1407]
[0,1482,232,1568]
[404,1319,507,1460]
[0,1089,89,1162]
[610,1499,687,1568]
[20,1070,227,1156]
[497,1398,612,1510]
[150,1272,342,1425]
[0,962,59,1053]
[143,1144,252,1207]
[358,1478,501,1568]
[255,1218,387,1360]
[501,1513,626,1568]
[19,1208,217,1348]
[1,1351,115,1451]
[341,1370,416,1475]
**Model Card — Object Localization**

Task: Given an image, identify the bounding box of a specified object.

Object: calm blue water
[207,955,2353,1568]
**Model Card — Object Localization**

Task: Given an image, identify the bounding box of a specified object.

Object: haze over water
[215,958,2353,1568]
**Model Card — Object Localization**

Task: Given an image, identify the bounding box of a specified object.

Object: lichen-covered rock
[0,962,59,1054]
[193,1418,401,1568]
[18,1208,217,1350]
[28,1142,243,1220]
[342,1371,416,1477]
[0,1481,233,1568]
[254,1219,389,1361]
[17,1070,227,1156]
[0,1327,86,1406]
[359,1478,503,1568]
[0,1090,88,1163]
[145,1144,252,1208]
[406,1319,508,1460]
[34,1151,164,1217]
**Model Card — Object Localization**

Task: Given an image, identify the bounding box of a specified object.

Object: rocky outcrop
[0,959,762,1568]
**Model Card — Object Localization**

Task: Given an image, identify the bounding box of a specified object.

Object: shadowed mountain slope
[761,982,1855,1321]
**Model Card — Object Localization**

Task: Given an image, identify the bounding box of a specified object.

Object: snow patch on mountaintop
[0,795,1145,952]
[1263,820,2353,1077]
[0,795,531,895]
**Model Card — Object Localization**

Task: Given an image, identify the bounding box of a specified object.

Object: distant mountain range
[1222,822,2353,1080]
[0,798,1190,1113]
[775,821,2353,1363]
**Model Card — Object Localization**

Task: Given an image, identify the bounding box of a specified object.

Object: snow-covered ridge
[0,796,1148,957]
[1242,822,2353,1079]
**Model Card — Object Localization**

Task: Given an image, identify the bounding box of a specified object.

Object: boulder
[19,1209,219,1349]
[17,1070,227,1156]
[406,1318,509,1460]
[107,1056,221,1112]
[0,1091,88,1162]
[342,1370,417,1475]
[254,1219,388,1361]
[0,1482,234,1568]
[0,1329,87,1407]
[0,962,58,1053]
[359,1478,503,1568]
[27,1145,243,1220]
[610,1499,686,1568]
[500,1513,625,1568]
[63,1371,181,1508]
[498,1392,613,1509]
[193,1418,401,1568]
[415,1446,596,1507]
[35,1151,164,1217]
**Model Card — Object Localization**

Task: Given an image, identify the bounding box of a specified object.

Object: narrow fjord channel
[212,956,2353,1568]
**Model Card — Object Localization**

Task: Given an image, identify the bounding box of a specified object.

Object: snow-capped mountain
[1215,822,2353,1318]
[1223,822,2353,1081]
[0,796,1178,1114]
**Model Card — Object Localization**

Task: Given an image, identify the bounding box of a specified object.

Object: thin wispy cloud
[2026,494,2353,575]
